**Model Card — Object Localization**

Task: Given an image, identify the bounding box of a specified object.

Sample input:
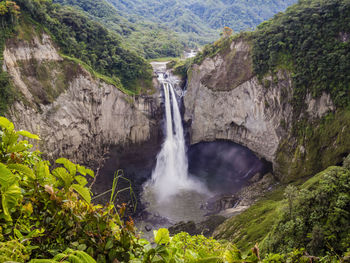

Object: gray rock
[4,32,161,167]
[184,38,334,173]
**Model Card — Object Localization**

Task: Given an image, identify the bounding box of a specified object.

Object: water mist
[144,73,208,203]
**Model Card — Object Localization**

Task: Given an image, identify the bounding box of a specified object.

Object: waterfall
[146,74,205,201]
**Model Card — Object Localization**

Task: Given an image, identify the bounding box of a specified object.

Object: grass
[59,54,137,96]
[214,186,286,254]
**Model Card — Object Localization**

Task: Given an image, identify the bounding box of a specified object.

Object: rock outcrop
[4,31,161,167]
[184,37,334,170]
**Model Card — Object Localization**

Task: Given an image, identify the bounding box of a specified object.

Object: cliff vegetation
[0,0,153,106]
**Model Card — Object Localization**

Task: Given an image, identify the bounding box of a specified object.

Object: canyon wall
[184,38,334,177]
[3,31,161,167]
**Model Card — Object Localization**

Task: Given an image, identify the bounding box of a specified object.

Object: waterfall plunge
[145,78,208,201]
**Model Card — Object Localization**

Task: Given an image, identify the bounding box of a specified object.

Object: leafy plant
[0,117,140,261]
[30,248,96,263]
[0,239,30,262]
[53,158,94,203]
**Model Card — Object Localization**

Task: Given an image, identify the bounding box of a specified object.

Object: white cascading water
[146,74,206,201]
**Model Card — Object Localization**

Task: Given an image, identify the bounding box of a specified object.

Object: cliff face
[184,37,334,176]
[3,30,161,166]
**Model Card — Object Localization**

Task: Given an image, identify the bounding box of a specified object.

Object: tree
[222,26,233,38]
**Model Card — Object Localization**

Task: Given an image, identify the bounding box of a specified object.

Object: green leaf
[56,158,77,176]
[223,245,242,262]
[52,167,73,188]
[154,228,170,245]
[8,141,31,153]
[29,260,58,263]
[0,163,16,187]
[77,165,94,178]
[1,183,22,221]
[58,248,96,263]
[35,161,56,184]
[77,244,87,251]
[105,238,113,250]
[3,132,19,148]
[17,130,40,140]
[8,163,35,179]
[75,176,88,187]
[86,169,94,178]
[71,184,91,204]
[0,117,14,131]
[76,165,87,176]
[14,228,24,240]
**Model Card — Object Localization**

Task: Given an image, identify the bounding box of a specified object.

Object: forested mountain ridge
[105,0,297,41]
[53,0,185,58]
[53,0,298,53]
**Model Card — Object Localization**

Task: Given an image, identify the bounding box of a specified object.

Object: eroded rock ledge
[4,32,161,167]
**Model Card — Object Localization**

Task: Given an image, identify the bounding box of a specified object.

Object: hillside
[53,0,185,58]
[48,0,298,56]
[105,0,297,43]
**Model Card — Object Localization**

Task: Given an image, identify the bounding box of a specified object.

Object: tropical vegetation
[252,0,350,110]
[0,116,349,262]
[104,0,297,46]
[53,0,185,59]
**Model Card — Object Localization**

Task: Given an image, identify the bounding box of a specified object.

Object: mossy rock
[276,108,350,182]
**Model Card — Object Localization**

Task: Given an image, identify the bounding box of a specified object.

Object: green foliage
[193,34,235,65]
[53,0,184,59]
[263,166,350,256]
[30,248,96,263]
[169,57,195,79]
[0,24,16,115]
[214,163,350,259]
[13,0,152,94]
[0,117,143,262]
[252,0,350,109]
[343,154,350,170]
[154,228,170,245]
[276,108,350,181]
[214,187,286,253]
[138,229,259,263]
[262,249,312,263]
[0,116,349,262]
[104,0,297,47]
[0,239,30,262]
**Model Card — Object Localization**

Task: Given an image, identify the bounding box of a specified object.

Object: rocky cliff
[184,37,335,179]
[3,29,161,167]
